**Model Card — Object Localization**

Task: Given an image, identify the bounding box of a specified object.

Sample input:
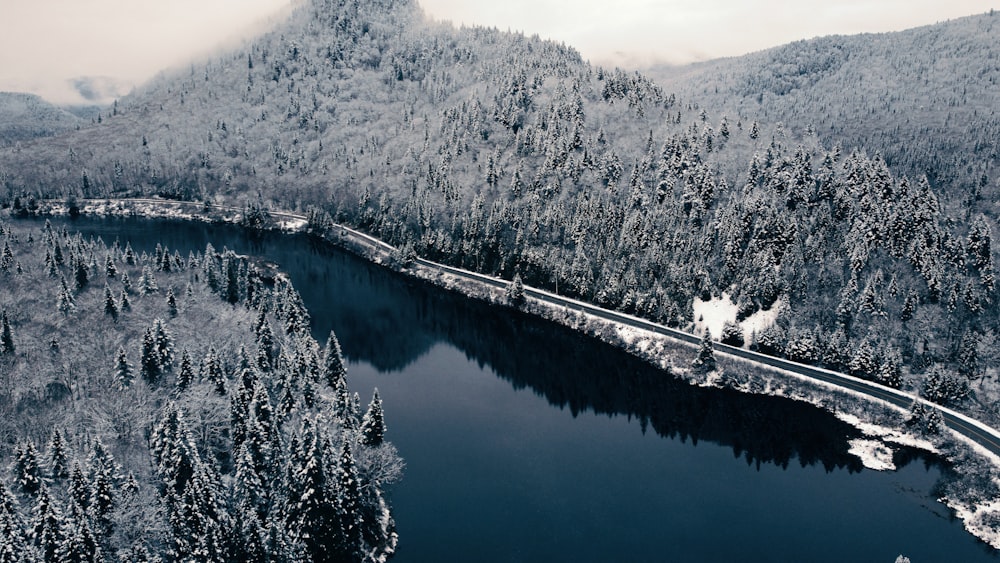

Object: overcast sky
[0,0,995,105]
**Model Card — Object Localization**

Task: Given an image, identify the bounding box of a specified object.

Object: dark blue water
[25,216,997,562]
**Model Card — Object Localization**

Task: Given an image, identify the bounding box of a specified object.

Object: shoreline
[11,196,1000,550]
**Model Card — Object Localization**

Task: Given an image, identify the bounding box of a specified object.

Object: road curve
[75,198,1000,458]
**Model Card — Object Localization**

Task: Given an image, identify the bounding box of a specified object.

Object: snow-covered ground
[692,292,784,344]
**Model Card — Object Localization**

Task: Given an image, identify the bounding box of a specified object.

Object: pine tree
[120,270,133,294]
[47,429,71,480]
[0,483,25,563]
[103,284,118,322]
[360,389,387,447]
[74,258,89,291]
[324,331,347,391]
[176,349,194,393]
[506,273,525,306]
[119,289,131,312]
[68,462,89,511]
[140,328,160,385]
[203,348,226,395]
[104,252,117,279]
[0,310,13,356]
[59,500,101,563]
[336,439,364,561]
[57,276,76,314]
[139,266,158,295]
[152,319,174,372]
[166,288,178,317]
[114,345,134,389]
[15,441,43,496]
[691,329,716,373]
[87,439,117,538]
[286,419,341,561]
[31,485,64,563]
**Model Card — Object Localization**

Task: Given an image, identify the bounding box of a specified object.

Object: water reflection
[24,216,867,472]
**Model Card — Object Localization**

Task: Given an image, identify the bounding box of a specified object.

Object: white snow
[848,439,896,471]
[835,413,939,454]
[692,292,784,344]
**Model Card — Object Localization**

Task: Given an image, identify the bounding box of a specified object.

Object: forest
[0,0,998,427]
[0,218,401,562]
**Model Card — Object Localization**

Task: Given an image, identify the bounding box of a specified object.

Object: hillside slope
[651,11,1000,208]
[0,93,82,145]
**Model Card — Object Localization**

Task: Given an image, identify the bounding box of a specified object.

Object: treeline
[0,0,997,419]
[0,218,400,562]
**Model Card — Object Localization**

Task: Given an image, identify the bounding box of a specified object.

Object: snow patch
[848,439,896,471]
[692,292,784,345]
[692,294,738,339]
[835,413,939,454]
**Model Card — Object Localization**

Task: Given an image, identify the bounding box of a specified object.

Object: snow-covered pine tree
[103,284,118,322]
[46,429,71,480]
[0,481,25,563]
[58,499,101,563]
[15,441,42,496]
[360,389,387,447]
[324,331,348,391]
[175,349,194,393]
[691,329,716,373]
[336,439,364,561]
[31,484,64,562]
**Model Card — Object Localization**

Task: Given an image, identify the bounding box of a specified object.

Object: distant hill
[1,0,998,420]
[650,11,1000,206]
[0,92,82,144]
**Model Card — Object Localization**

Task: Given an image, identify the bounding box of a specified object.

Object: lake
[25,215,997,562]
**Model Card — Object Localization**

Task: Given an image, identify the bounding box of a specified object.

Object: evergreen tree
[360,389,387,447]
[47,429,71,480]
[166,287,178,318]
[58,500,101,563]
[691,329,716,373]
[336,440,364,561]
[256,318,275,369]
[176,349,194,393]
[286,420,341,561]
[150,403,201,498]
[720,320,744,347]
[324,331,348,391]
[152,319,174,372]
[506,273,525,305]
[0,310,13,356]
[103,284,118,322]
[87,440,117,538]
[139,266,158,295]
[203,347,226,395]
[119,288,131,312]
[120,270,133,294]
[114,345,134,389]
[15,441,43,496]
[74,258,89,291]
[31,485,64,563]
[68,462,89,511]
[0,481,25,563]
[103,252,116,279]
[57,275,76,315]
[140,328,161,385]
